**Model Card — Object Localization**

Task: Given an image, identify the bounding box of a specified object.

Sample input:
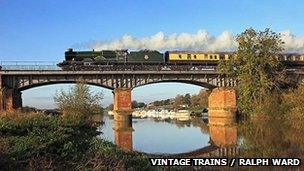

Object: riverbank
[0,112,152,170]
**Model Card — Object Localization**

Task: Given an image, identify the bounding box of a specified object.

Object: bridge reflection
[111,111,239,157]
[112,111,133,151]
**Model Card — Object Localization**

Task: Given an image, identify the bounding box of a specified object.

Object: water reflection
[238,117,304,159]
[100,110,240,156]
[98,109,304,160]
[208,117,238,147]
[112,111,133,151]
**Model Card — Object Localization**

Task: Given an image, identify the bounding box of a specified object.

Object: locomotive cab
[65,48,76,61]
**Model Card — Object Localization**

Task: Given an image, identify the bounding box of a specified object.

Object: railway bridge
[0,68,237,112]
[0,64,304,118]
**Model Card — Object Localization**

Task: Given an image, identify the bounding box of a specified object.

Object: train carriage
[164,51,233,63]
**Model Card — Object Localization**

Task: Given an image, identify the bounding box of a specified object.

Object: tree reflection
[239,118,292,157]
[239,112,304,158]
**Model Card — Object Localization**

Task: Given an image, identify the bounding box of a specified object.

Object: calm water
[98,114,304,160]
[99,116,210,154]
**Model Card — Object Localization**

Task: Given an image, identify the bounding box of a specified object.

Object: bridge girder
[0,71,237,91]
[1,70,303,112]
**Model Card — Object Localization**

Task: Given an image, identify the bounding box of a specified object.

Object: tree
[107,104,114,110]
[131,100,146,108]
[218,28,285,114]
[189,89,210,113]
[131,100,138,108]
[54,82,103,116]
[137,102,146,108]
[173,94,184,108]
[183,93,191,107]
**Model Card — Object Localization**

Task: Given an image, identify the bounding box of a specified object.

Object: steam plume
[280,30,304,53]
[89,29,304,53]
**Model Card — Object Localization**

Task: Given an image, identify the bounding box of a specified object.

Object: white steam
[280,30,304,53]
[89,29,304,53]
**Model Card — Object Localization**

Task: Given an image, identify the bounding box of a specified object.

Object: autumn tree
[173,94,184,108]
[107,104,114,110]
[190,89,210,108]
[54,82,103,116]
[218,28,285,114]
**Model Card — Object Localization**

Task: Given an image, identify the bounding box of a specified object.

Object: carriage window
[179,54,182,59]
[187,54,191,59]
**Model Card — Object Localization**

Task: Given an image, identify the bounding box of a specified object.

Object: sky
[1,0,304,108]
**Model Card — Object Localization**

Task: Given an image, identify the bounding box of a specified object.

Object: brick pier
[112,88,133,151]
[0,88,22,112]
[208,88,237,118]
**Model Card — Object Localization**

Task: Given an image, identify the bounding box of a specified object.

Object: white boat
[107,110,114,115]
[130,109,190,121]
[175,110,190,121]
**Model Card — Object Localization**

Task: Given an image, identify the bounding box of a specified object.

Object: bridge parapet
[1,61,60,70]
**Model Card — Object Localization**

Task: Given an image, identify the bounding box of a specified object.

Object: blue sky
[1,0,303,108]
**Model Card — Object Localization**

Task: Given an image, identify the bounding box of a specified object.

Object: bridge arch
[132,80,216,90]
[17,80,114,92]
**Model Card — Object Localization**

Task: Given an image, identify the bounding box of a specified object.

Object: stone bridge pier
[112,88,133,151]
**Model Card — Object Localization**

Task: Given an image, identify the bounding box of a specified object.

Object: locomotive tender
[57,48,304,70]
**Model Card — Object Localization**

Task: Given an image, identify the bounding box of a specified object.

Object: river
[98,113,304,160]
[99,116,210,154]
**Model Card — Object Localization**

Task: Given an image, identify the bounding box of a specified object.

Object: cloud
[88,30,304,53]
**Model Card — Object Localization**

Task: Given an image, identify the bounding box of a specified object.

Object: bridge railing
[0,61,61,70]
[0,61,219,71]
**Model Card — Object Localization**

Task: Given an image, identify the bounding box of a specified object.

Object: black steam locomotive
[58,48,166,70]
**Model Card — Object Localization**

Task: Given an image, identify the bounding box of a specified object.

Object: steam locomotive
[57,48,304,70]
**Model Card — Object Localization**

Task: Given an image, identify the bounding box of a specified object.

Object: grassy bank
[0,112,152,170]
